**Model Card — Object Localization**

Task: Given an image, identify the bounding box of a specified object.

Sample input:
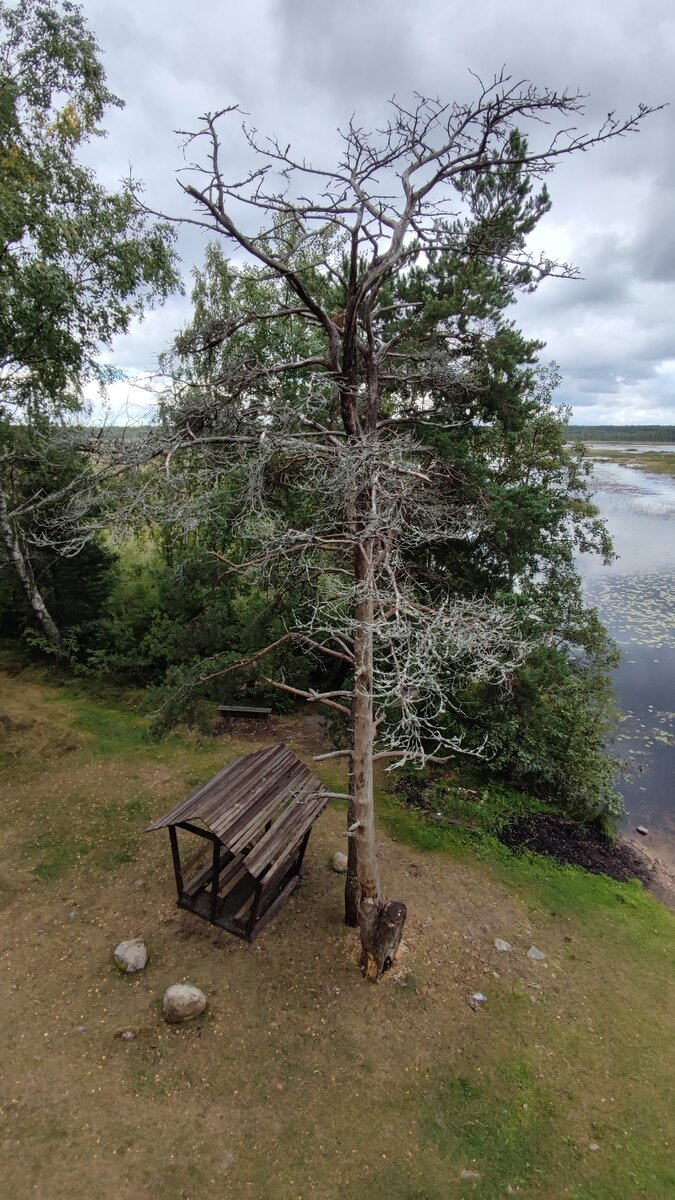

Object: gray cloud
[80,0,675,424]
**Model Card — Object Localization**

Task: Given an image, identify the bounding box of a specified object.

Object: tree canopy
[0,0,179,645]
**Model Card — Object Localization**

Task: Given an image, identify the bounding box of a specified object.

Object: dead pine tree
[149,76,657,977]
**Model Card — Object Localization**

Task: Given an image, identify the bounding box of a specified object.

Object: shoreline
[621,829,675,909]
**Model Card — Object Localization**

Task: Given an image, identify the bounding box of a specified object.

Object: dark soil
[499,813,653,885]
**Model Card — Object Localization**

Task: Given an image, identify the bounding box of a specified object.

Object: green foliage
[568,425,675,442]
[0,0,178,421]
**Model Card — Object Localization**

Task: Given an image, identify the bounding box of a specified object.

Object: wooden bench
[217,705,271,718]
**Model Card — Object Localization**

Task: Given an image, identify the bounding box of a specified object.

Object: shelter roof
[145,744,329,872]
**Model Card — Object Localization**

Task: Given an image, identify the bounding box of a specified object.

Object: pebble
[459,1168,481,1179]
[113,938,148,974]
[636,825,648,836]
[589,1142,600,1152]
[116,1029,137,1042]
[468,992,487,1011]
[527,946,546,961]
[163,983,207,1024]
[331,852,348,873]
[494,938,512,952]
[75,1025,86,1034]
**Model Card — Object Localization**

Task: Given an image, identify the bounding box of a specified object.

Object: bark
[350,527,408,974]
[350,559,381,904]
[344,775,360,927]
[360,899,407,980]
[0,484,62,649]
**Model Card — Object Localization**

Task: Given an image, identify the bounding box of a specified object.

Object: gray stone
[468,991,487,1011]
[74,1025,86,1034]
[460,1168,481,1180]
[636,825,648,836]
[331,851,348,873]
[163,983,207,1024]
[494,938,512,952]
[589,1142,600,1152]
[113,937,148,974]
[527,946,545,961]
[116,1029,137,1042]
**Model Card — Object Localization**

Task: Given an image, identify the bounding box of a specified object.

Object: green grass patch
[421,1058,556,1193]
[585,448,675,478]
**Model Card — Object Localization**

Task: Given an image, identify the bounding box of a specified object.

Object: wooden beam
[210,839,221,922]
[169,826,183,900]
[177,820,217,841]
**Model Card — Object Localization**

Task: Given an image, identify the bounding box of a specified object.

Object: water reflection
[578,459,675,849]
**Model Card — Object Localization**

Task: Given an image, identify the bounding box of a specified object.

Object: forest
[568,425,675,442]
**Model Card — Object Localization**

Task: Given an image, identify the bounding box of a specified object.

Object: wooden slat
[243,785,329,880]
[218,706,271,717]
[145,744,283,831]
[224,762,312,852]
[199,751,291,829]
[209,749,300,840]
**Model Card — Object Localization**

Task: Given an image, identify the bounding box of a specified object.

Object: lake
[578,452,675,860]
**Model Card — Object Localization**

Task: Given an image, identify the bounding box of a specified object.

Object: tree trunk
[351,537,407,976]
[0,485,62,650]
[344,778,360,927]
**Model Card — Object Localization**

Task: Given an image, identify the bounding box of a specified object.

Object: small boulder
[494,938,512,952]
[163,983,207,1024]
[636,825,648,836]
[527,946,546,961]
[332,852,348,873]
[113,938,148,974]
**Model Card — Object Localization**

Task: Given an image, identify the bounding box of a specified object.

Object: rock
[331,852,348,873]
[163,983,207,1024]
[74,1025,86,1034]
[636,825,648,836]
[589,1142,600,1151]
[467,992,487,1011]
[459,1168,481,1180]
[115,1029,137,1042]
[527,946,545,961]
[68,910,78,921]
[113,938,148,974]
[494,938,512,952]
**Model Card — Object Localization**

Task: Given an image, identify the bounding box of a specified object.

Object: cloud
[78,0,675,424]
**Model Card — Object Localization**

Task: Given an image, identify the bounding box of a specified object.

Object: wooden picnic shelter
[145,744,330,942]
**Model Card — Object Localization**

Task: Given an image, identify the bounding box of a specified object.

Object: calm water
[578,455,675,848]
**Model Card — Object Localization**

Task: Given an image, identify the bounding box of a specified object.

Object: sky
[79,0,675,426]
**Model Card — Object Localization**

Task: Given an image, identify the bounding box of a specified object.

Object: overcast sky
[80,0,674,425]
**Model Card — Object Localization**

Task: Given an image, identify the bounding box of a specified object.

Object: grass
[583,446,675,478]
[0,669,673,1200]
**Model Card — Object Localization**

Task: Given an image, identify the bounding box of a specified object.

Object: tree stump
[359,898,407,980]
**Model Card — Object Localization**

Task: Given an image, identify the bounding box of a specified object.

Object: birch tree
[151,78,656,975]
[0,0,177,647]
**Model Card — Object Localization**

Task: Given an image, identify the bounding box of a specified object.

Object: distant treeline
[568,426,675,443]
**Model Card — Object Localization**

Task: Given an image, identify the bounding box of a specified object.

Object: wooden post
[246,880,264,940]
[210,838,221,923]
[169,826,183,901]
[295,827,312,876]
